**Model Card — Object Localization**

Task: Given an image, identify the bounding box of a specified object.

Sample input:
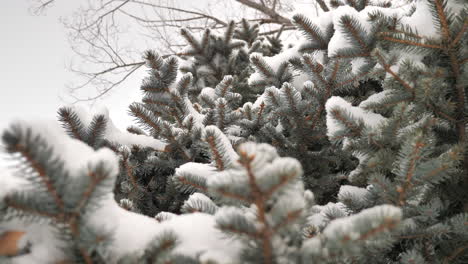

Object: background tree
[28,0,309,102]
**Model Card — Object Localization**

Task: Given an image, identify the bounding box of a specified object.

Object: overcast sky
[0,0,145,133]
[0,1,152,171]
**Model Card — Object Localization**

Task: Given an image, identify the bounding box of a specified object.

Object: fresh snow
[325,96,386,137]
[328,6,371,56]
[400,0,438,39]
[204,125,240,167]
[338,185,369,206]
[175,162,218,180]
[1,119,241,263]
[359,90,393,109]
[303,204,402,255]
[248,46,301,88]
[70,105,167,151]
[321,204,402,240]
[200,87,216,101]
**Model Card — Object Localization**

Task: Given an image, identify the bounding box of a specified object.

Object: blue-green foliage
[1,0,467,263]
[324,0,468,262]
[1,124,114,263]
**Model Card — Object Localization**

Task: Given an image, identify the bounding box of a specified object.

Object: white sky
[0,0,144,133]
[0,1,150,171]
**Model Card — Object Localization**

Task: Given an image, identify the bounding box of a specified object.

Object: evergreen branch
[122,156,138,190]
[272,209,302,233]
[215,189,252,203]
[177,176,208,193]
[200,94,216,109]
[238,150,273,264]
[206,135,225,171]
[336,69,385,88]
[129,103,161,134]
[218,225,261,238]
[380,36,443,49]
[180,28,203,55]
[4,197,58,219]
[169,109,184,127]
[369,176,394,205]
[87,115,107,147]
[176,73,192,96]
[397,139,425,206]
[224,21,236,44]
[69,169,111,264]
[126,126,146,136]
[167,91,187,120]
[292,14,327,48]
[451,19,468,47]
[426,103,457,123]
[200,29,211,50]
[432,0,452,41]
[444,244,468,264]
[6,191,94,263]
[383,29,424,40]
[302,55,328,87]
[330,60,341,84]
[263,171,299,200]
[266,89,281,107]
[374,51,414,94]
[282,83,300,116]
[162,124,191,161]
[238,151,263,199]
[421,164,450,181]
[144,51,164,71]
[74,168,110,216]
[333,53,370,59]
[356,218,399,241]
[397,228,450,239]
[441,14,468,177]
[14,144,65,210]
[77,245,93,264]
[256,102,266,128]
[391,104,407,137]
[250,54,275,78]
[57,107,85,141]
[103,141,121,154]
[329,108,362,137]
[144,231,178,263]
[367,133,384,149]
[216,76,234,98]
[340,15,369,52]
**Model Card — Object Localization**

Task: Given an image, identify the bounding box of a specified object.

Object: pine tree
[1,123,115,263]
[178,20,283,104]
[158,131,404,263]
[1,0,467,263]
[240,0,392,202]
[324,0,468,262]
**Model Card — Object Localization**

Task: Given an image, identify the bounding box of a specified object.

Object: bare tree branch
[235,0,292,25]
[29,0,56,14]
[29,0,296,102]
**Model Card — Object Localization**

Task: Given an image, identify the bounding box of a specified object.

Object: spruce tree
[324,0,468,261]
[1,0,467,263]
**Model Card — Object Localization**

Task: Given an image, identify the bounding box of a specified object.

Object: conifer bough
[1,0,467,263]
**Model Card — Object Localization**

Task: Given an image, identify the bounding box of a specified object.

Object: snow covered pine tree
[1,0,467,263]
